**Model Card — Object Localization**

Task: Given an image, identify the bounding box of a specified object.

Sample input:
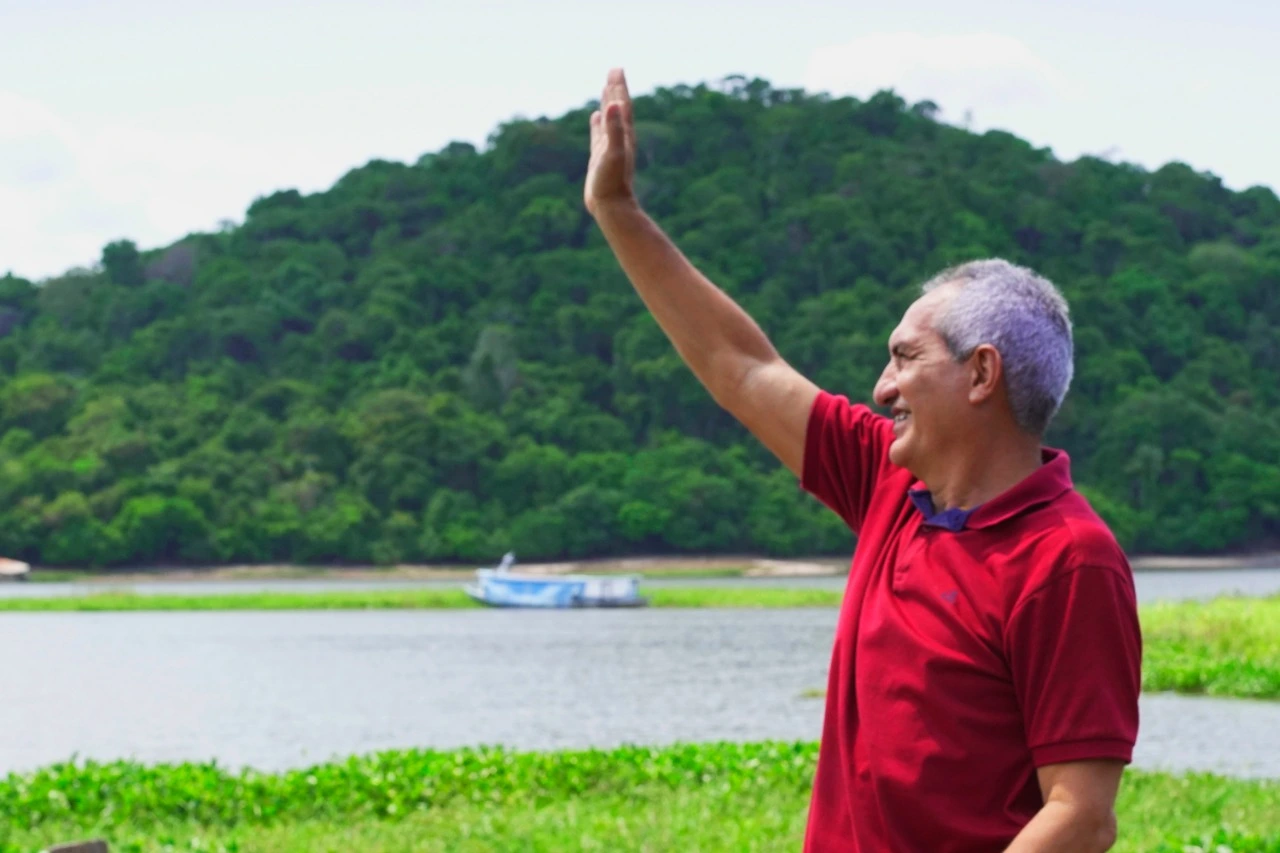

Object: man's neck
[921,428,1045,512]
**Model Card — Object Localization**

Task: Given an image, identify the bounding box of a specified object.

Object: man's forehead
[890,288,953,348]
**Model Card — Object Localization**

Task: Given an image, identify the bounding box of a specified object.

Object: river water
[1,604,1278,779]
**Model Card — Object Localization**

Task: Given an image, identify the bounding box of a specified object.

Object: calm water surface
[1,608,1276,779]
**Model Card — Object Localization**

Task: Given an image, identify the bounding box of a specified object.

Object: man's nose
[873,365,897,408]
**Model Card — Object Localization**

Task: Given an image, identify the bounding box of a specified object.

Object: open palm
[584,68,636,215]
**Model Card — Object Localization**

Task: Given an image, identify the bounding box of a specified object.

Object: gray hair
[922,259,1073,435]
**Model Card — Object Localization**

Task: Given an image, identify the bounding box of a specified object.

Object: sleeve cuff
[1031,738,1134,767]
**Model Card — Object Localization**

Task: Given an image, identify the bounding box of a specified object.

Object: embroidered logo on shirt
[940,590,959,604]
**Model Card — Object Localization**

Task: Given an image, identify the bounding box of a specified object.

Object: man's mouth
[892,409,911,434]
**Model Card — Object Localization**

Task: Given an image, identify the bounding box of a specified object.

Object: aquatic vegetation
[1,743,1275,852]
[1142,596,1280,699]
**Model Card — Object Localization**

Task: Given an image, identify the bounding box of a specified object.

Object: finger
[603,68,635,150]
[622,99,636,148]
[604,67,631,118]
[605,102,626,150]
[590,109,603,148]
[608,67,631,104]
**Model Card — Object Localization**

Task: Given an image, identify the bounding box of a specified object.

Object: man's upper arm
[1003,760,1124,852]
[1037,759,1124,849]
[1036,760,1125,813]
[725,359,820,478]
[724,361,893,533]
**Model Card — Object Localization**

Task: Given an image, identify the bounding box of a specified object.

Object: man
[584,69,1142,852]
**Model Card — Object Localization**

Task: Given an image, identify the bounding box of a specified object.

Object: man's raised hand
[584,68,637,217]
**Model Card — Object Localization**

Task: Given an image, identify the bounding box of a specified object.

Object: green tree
[1,75,1277,565]
[102,239,145,287]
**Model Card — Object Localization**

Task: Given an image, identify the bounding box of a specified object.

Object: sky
[1,0,1276,281]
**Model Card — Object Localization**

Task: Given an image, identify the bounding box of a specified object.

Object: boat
[0,558,31,582]
[464,552,648,608]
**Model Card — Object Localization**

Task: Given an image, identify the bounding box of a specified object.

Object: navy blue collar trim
[908,489,976,532]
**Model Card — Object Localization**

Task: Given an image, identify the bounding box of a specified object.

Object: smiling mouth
[892,410,911,434]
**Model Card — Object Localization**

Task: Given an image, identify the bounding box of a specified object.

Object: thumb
[605,103,626,148]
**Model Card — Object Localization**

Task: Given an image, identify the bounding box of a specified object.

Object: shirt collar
[909,448,1074,532]
[908,489,976,531]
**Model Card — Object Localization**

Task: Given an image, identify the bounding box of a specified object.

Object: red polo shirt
[801,392,1142,853]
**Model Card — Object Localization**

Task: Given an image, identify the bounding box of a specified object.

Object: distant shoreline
[1127,553,1280,571]
[24,551,1280,584]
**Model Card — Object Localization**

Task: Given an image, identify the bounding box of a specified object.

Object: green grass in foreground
[3,590,1278,699]
[1,743,1275,852]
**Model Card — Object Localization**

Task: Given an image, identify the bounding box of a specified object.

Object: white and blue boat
[0,558,30,582]
[464,553,648,608]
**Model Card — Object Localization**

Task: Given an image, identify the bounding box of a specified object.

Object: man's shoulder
[1044,489,1130,574]
[980,489,1131,610]
[1002,490,1133,610]
[812,392,894,439]
[806,391,899,473]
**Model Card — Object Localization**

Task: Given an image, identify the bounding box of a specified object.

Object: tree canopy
[2,77,1278,567]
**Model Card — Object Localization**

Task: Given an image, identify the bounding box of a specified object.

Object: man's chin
[888,437,912,470]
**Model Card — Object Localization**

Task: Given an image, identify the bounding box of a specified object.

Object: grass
[648,586,843,608]
[0,743,1275,852]
[25,569,94,583]
[1142,596,1280,699]
[0,586,845,612]
[639,566,749,579]
[0,589,483,611]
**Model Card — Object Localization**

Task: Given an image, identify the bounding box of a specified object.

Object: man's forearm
[1005,801,1116,853]
[593,200,779,403]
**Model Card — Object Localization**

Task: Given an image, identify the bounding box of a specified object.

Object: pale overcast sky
[1,0,1275,280]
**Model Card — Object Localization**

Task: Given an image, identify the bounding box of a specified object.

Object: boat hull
[465,571,648,609]
[0,559,30,582]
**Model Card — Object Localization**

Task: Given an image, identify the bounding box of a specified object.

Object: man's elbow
[703,355,765,410]
[1084,807,1118,852]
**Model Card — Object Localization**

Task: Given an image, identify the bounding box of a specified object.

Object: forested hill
[2,78,1279,568]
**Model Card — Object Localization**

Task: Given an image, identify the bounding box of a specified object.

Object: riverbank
[3,743,1276,852]
[22,557,835,584]
[21,550,1280,584]
[0,586,846,611]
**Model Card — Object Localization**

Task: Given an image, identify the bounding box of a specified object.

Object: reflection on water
[1,609,1276,779]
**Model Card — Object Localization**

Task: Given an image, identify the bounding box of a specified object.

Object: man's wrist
[589,195,643,225]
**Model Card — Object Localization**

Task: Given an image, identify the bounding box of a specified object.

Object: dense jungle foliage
[2,76,1278,567]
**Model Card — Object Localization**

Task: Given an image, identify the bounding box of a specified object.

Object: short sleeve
[800,391,896,534]
[1006,568,1142,767]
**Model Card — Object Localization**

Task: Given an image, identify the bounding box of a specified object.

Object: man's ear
[968,344,1002,404]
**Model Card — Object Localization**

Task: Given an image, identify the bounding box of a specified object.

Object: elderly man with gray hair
[584,70,1141,853]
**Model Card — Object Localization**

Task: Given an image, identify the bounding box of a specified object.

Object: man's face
[873,285,975,475]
